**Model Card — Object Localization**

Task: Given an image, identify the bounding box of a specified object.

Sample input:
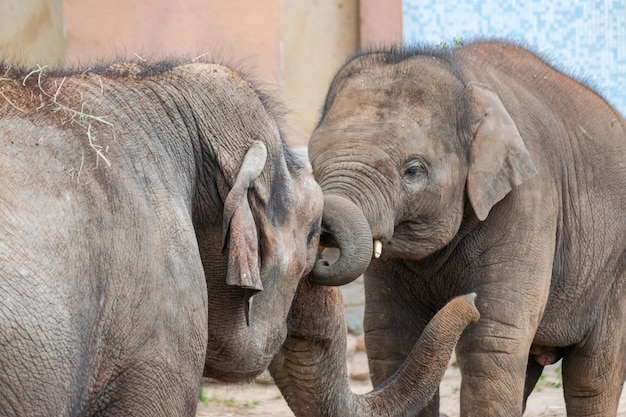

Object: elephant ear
[221,140,268,292]
[467,83,537,221]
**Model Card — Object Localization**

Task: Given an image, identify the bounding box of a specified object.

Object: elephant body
[308,41,626,416]
[0,61,326,416]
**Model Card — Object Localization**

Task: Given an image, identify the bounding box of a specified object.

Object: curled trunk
[269,282,479,417]
[309,194,373,286]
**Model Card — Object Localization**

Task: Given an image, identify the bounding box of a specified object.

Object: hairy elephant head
[188,64,372,381]
[307,50,536,267]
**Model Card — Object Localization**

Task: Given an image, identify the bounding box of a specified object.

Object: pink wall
[64,0,281,85]
[360,0,402,48]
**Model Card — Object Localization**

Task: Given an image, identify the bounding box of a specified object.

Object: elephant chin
[203,340,278,383]
[309,194,373,286]
[203,294,289,383]
[203,364,265,383]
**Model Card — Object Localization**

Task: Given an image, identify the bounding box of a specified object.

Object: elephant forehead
[328,81,418,118]
[333,57,459,106]
[293,172,323,217]
[322,84,452,145]
[313,110,447,163]
[309,141,414,192]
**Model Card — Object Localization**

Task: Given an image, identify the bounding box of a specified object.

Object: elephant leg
[562,351,623,416]
[562,298,625,417]
[523,358,544,412]
[455,280,544,417]
[456,331,529,416]
[95,362,200,417]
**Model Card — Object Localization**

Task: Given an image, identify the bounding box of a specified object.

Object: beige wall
[0,0,64,67]
[0,0,402,145]
[281,0,360,144]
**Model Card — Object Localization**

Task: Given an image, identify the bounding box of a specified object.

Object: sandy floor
[196,361,626,416]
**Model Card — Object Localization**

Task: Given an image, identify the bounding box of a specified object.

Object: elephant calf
[306,40,626,416]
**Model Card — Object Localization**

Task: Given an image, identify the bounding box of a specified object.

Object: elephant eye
[401,157,429,183]
[306,217,322,246]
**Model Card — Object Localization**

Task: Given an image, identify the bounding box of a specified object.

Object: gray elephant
[0,60,374,416]
[1,57,486,417]
[304,40,626,416]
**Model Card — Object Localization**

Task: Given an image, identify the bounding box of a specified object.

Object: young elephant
[307,40,626,416]
[0,60,370,416]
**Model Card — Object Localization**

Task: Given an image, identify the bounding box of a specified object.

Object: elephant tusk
[245,293,254,327]
[373,239,383,259]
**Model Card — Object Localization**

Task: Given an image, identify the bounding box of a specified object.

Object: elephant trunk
[309,194,373,286]
[269,282,480,417]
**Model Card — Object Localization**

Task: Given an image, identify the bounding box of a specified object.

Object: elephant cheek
[266,231,305,284]
[408,195,464,252]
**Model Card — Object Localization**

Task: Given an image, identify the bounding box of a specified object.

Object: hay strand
[15,64,115,166]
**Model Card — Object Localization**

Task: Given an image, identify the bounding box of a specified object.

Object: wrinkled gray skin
[307,40,626,416]
[0,61,370,416]
[270,280,480,417]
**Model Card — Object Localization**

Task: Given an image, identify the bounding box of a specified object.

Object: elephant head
[270,280,480,416]
[185,64,373,381]
[307,50,536,275]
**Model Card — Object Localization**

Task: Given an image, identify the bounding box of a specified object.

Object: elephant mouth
[204,298,288,383]
[204,344,277,383]
[376,220,442,260]
[321,218,432,261]
[321,231,384,260]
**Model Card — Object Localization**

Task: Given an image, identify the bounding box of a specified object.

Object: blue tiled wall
[403,0,626,115]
